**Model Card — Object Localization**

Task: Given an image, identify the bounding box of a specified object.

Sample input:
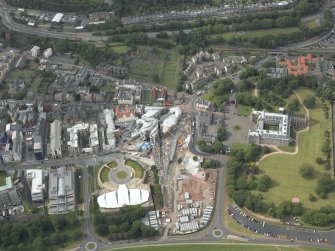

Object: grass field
[108,161,118,169]
[0,171,7,187]
[4,60,38,88]
[116,171,127,179]
[109,43,130,54]
[201,88,224,108]
[305,20,321,29]
[111,244,334,251]
[125,159,144,178]
[100,167,110,183]
[236,104,252,116]
[128,47,183,89]
[257,89,334,210]
[210,27,300,40]
[284,92,304,115]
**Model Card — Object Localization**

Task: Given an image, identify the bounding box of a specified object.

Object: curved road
[0,0,334,48]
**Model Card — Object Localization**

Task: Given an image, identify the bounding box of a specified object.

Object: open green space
[236,104,252,116]
[116,171,128,179]
[201,87,225,109]
[86,242,97,250]
[128,46,183,89]
[110,244,334,251]
[108,161,118,169]
[4,60,38,83]
[305,20,321,29]
[108,42,130,54]
[100,167,110,183]
[210,27,300,40]
[257,89,334,210]
[277,129,297,153]
[125,159,144,178]
[0,171,7,187]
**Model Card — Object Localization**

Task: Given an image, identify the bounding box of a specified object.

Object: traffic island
[85,241,97,251]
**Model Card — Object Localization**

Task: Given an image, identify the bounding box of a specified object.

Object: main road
[0,0,334,49]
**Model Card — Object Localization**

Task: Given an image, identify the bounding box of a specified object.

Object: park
[256,89,334,212]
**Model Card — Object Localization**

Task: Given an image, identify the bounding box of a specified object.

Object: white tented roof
[52,13,64,23]
[97,184,150,209]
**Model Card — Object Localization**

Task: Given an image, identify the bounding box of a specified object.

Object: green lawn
[0,172,7,187]
[257,89,334,210]
[109,43,130,54]
[125,159,144,178]
[201,88,224,108]
[128,46,183,89]
[284,92,304,115]
[86,242,96,250]
[210,27,300,40]
[110,244,334,251]
[116,171,127,179]
[305,20,321,29]
[108,161,118,169]
[236,104,252,116]
[100,167,110,183]
[4,60,38,85]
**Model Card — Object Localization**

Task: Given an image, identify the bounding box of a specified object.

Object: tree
[193,156,198,161]
[287,98,300,113]
[213,141,224,153]
[303,95,316,108]
[152,73,160,83]
[299,164,314,179]
[217,127,226,141]
[309,193,317,202]
[315,157,323,165]
[315,174,334,198]
[258,175,271,192]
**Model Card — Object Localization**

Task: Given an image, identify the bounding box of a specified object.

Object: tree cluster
[54,39,117,66]
[217,127,226,141]
[213,9,333,49]
[202,159,221,169]
[320,130,331,170]
[151,165,163,207]
[197,140,223,154]
[6,0,111,13]
[0,213,82,251]
[93,204,158,241]
[302,206,335,226]
[299,164,315,179]
[226,145,276,214]
[315,174,334,199]
[303,95,316,109]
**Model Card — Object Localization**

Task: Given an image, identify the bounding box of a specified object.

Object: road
[284,7,335,49]
[0,0,331,48]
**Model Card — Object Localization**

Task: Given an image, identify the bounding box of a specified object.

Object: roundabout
[109,165,133,184]
[212,229,223,238]
[85,241,97,251]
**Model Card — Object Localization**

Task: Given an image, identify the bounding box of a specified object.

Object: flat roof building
[100,109,116,152]
[48,120,62,159]
[26,169,46,202]
[48,167,75,214]
[33,112,47,160]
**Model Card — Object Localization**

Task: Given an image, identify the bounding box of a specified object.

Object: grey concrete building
[48,167,75,214]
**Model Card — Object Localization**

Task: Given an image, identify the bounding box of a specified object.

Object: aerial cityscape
[0,0,334,251]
